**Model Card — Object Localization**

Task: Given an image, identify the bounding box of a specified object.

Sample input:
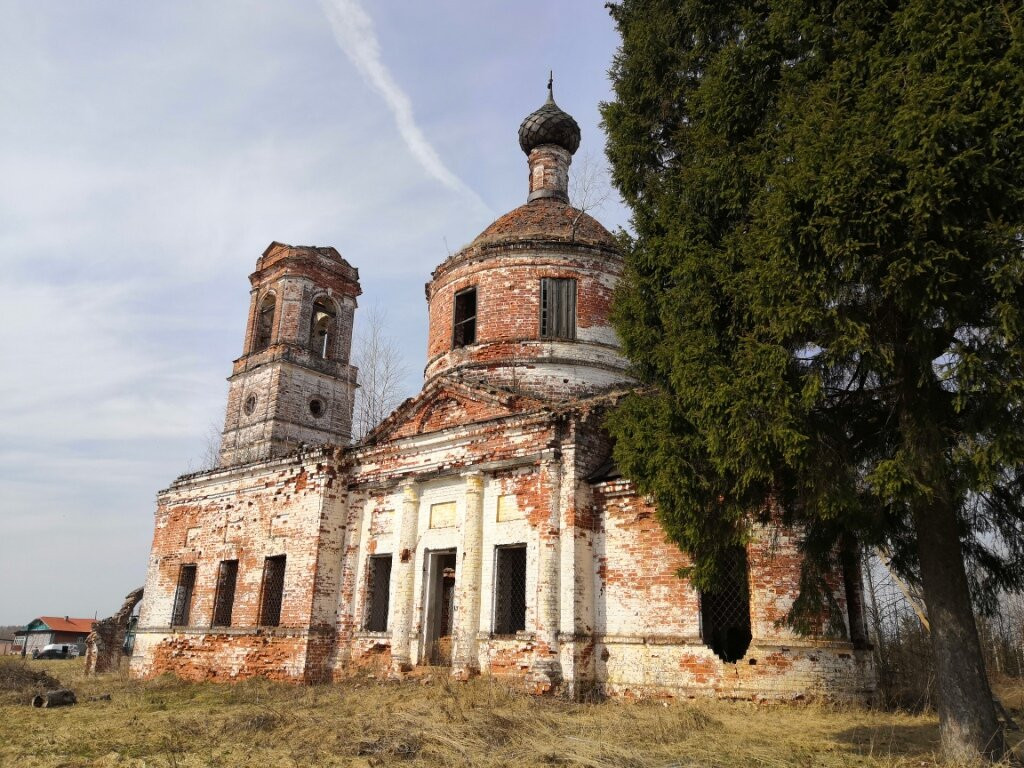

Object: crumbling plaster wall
[220,243,360,466]
[424,243,630,396]
[589,478,874,699]
[133,390,872,699]
[85,587,144,675]
[131,448,343,682]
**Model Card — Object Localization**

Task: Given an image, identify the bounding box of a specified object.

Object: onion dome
[518,75,581,156]
[421,76,629,398]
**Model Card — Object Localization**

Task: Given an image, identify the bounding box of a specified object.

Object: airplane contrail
[318,0,490,214]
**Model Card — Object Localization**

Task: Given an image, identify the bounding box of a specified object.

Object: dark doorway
[423,550,457,666]
[699,547,752,663]
[452,288,477,347]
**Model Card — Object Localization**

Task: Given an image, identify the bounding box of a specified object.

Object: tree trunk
[914,494,1005,762]
[863,550,887,668]
[31,689,77,708]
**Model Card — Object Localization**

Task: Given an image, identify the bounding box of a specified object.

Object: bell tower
[218,242,361,466]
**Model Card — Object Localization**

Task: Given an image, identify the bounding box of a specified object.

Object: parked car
[32,644,78,659]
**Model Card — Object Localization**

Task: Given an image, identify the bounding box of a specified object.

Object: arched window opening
[309,297,337,359]
[254,294,276,352]
[699,546,752,663]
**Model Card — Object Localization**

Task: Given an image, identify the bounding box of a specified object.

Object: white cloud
[0,279,221,443]
[317,0,490,215]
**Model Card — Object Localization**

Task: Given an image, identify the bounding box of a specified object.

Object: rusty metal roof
[29,617,95,633]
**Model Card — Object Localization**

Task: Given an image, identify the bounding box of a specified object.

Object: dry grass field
[1,658,1021,767]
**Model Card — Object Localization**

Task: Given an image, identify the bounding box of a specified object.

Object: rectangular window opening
[453,287,477,348]
[493,544,527,635]
[212,560,238,627]
[259,555,287,627]
[364,555,393,632]
[171,564,197,627]
[540,278,577,340]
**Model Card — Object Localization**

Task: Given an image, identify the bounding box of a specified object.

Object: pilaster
[532,449,563,689]
[390,481,420,673]
[452,471,485,678]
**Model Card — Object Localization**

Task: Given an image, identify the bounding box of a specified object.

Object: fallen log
[32,689,77,708]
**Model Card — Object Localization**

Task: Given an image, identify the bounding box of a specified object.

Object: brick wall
[134,387,873,699]
[131,449,341,681]
[587,478,873,699]
[423,239,631,397]
[220,243,360,466]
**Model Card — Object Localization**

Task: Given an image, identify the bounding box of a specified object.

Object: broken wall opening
[453,288,477,347]
[699,546,752,663]
[310,297,337,358]
[364,554,392,632]
[422,550,457,665]
[254,294,276,352]
[85,587,144,676]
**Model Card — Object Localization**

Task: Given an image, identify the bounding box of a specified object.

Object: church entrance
[422,549,457,666]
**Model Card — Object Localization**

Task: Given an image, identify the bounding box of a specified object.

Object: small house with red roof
[14,616,94,656]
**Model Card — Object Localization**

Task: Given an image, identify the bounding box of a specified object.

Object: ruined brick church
[131,86,874,699]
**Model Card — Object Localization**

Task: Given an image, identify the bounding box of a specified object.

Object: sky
[0,0,631,625]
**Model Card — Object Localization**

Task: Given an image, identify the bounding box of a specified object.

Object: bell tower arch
[219,242,361,466]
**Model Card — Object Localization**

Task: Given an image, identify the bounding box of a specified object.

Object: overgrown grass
[0,658,1020,767]
[0,659,62,706]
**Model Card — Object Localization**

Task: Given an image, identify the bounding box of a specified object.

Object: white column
[390,481,419,673]
[533,449,563,689]
[453,472,485,678]
[334,489,368,666]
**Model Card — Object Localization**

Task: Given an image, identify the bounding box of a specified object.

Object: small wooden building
[15,617,94,656]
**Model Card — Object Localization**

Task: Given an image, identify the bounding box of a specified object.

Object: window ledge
[147,625,304,638]
[483,631,535,642]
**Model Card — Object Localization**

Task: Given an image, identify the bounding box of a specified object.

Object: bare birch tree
[186,420,223,473]
[200,421,222,470]
[569,150,612,241]
[351,303,409,440]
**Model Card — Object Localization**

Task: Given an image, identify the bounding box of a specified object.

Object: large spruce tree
[602,0,1024,760]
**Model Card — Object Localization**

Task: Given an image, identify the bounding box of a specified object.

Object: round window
[243,394,257,416]
[309,398,325,418]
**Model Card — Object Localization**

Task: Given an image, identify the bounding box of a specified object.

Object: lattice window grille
[171,565,196,627]
[699,547,752,663]
[259,555,286,627]
[494,545,527,635]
